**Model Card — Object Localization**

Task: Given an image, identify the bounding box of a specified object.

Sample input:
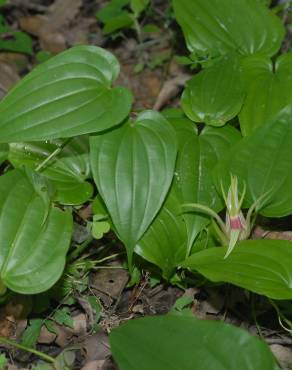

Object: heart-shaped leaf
[181,55,245,126]
[215,106,292,217]
[0,169,72,294]
[0,45,133,143]
[182,239,292,300]
[165,111,241,251]
[90,110,177,267]
[92,220,111,240]
[9,136,93,205]
[173,0,284,58]
[110,315,278,370]
[239,54,292,135]
[135,188,188,279]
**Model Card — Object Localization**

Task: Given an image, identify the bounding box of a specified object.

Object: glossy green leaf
[8,136,93,205]
[135,189,188,279]
[110,315,277,370]
[181,55,245,126]
[173,0,284,58]
[239,53,292,135]
[90,110,177,266]
[0,169,72,294]
[0,45,132,143]
[166,112,240,251]
[0,143,8,165]
[215,106,292,217]
[182,239,292,300]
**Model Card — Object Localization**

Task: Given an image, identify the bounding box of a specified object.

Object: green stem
[67,237,94,262]
[183,203,227,235]
[269,299,292,333]
[35,138,71,172]
[0,337,55,364]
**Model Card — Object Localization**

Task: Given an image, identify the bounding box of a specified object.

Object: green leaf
[90,110,177,267]
[215,105,292,217]
[135,189,188,279]
[182,239,292,300]
[0,16,33,54]
[54,349,76,370]
[53,307,74,329]
[92,219,111,239]
[96,0,130,23]
[239,53,292,135]
[110,315,278,370]
[9,136,94,205]
[130,0,149,16]
[86,295,102,331]
[181,55,245,126]
[0,31,33,55]
[0,45,132,143]
[173,0,285,58]
[0,169,73,294]
[0,354,7,369]
[21,319,43,348]
[166,112,241,250]
[142,24,160,33]
[103,12,134,34]
[0,143,8,165]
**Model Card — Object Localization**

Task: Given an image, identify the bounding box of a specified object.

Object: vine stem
[0,337,55,364]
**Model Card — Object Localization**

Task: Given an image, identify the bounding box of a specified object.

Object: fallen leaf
[153,73,190,111]
[38,325,56,344]
[0,62,19,100]
[270,344,292,369]
[82,332,111,362]
[19,0,83,53]
[91,268,129,300]
[81,360,106,370]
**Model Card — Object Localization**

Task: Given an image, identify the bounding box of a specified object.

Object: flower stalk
[183,174,268,258]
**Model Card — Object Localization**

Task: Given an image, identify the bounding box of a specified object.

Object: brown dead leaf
[7,366,29,370]
[91,268,129,300]
[270,344,292,369]
[19,0,83,53]
[38,325,56,344]
[153,73,190,111]
[0,311,15,338]
[54,313,87,347]
[193,291,224,319]
[117,65,163,108]
[82,332,111,362]
[0,62,19,100]
[253,226,292,241]
[81,360,106,370]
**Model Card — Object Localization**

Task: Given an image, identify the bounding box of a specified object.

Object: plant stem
[35,138,71,172]
[183,203,227,234]
[67,237,94,262]
[0,337,55,363]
